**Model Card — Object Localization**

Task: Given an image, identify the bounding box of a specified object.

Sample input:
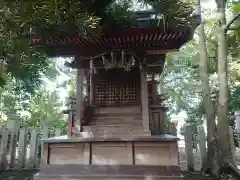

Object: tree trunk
[196,0,219,174]
[214,0,240,179]
[215,0,232,164]
[195,0,240,178]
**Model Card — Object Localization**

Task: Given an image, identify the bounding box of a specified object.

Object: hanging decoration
[101,50,138,71]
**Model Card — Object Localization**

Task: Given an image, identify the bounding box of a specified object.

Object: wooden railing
[63,96,93,134]
[64,98,75,136]
[81,96,93,126]
[63,96,93,135]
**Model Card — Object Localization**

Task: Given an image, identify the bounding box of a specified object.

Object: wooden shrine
[33,9,200,180]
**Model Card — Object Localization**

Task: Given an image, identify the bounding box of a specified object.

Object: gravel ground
[0,171,237,180]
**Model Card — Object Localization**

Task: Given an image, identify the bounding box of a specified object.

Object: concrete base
[34,165,183,180]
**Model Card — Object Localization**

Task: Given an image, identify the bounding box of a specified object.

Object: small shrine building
[33,8,200,180]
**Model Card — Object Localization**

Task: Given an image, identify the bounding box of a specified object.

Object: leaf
[232,3,240,13]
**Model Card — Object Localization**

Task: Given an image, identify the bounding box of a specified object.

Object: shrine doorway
[94,68,140,105]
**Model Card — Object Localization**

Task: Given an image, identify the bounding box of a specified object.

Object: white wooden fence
[0,119,239,171]
[179,125,240,171]
[0,120,62,170]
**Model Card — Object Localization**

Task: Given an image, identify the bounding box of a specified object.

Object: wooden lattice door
[95,68,140,104]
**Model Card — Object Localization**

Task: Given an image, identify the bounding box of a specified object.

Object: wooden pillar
[140,63,150,132]
[75,68,84,131]
[152,81,158,102]
[159,108,166,134]
[67,99,74,137]
[89,59,93,105]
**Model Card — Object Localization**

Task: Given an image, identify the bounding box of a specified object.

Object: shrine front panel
[95,68,140,104]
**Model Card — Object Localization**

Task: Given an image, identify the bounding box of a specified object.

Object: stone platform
[35,134,183,180]
[34,164,183,180]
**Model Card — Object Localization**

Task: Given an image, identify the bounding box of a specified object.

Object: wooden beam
[75,69,84,132]
[67,99,74,137]
[92,60,97,74]
[140,63,150,132]
[111,51,117,67]
[131,55,136,66]
[121,51,125,64]
[147,64,163,67]
[89,59,93,105]
[125,55,133,71]
[146,49,179,55]
[102,55,108,69]
[111,52,114,62]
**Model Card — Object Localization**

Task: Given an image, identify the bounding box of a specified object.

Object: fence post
[0,127,9,170]
[18,127,28,169]
[167,122,171,134]
[8,114,20,169]
[185,125,194,171]
[198,125,207,170]
[55,128,62,137]
[7,114,20,130]
[235,111,240,150]
[29,128,38,168]
[167,121,172,134]
[172,123,177,136]
[229,126,237,166]
[41,126,49,164]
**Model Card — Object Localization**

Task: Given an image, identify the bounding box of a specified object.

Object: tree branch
[225,13,240,32]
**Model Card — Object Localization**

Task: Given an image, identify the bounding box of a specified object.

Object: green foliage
[163,3,240,147]
[0,0,197,93]
[0,58,68,133]
[24,90,67,131]
[138,0,195,28]
[0,79,30,116]
[162,6,223,117]
[0,0,98,92]
[1,0,98,37]
[163,39,201,115]
[227,1,240,60]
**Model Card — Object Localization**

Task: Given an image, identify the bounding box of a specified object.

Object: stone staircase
[82,105,149,137]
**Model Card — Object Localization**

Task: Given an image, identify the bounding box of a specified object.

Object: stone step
[89,116,142,125]
[88,122,142,126]
[90,123,143,128]
[82,126,145,137]
[90,120,142,123]
[83,126,144,132]
[91,116,141,121]
[90,120,142,124]
[92,129,144,133]
[91,115,142,119]
[92,115,142,121]
[93,106,141,115]
[89,131,147,137]
[72,132,151,138]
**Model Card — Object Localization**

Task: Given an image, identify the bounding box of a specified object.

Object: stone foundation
[35,135,183,180]
[34,165,183,180]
